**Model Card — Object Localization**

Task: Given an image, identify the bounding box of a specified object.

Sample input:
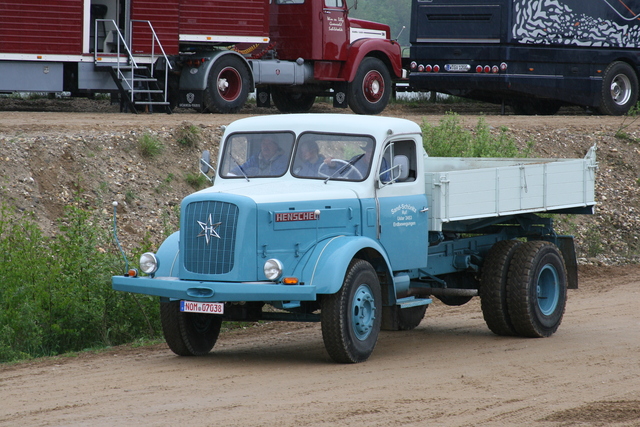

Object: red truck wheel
[203,55,251,113]
[271,87,316,113]
[348,57,391,115]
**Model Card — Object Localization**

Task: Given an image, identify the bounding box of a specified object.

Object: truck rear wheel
[507,241,567,338]
[271,87,316,113]
[203,55,250,113]
[321,259,382,363]
[480,240,521,336]
[599,61,638,116]
[160,301,222,356]
[348,57,391,115]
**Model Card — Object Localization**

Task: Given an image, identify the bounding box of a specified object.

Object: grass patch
[175,122,203,147]
[138,133,164,158]
[185,172,208,190]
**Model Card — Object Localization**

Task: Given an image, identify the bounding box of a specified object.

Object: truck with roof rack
[407,0,640,115]
[0,0,402,114]
[112,114,597,363]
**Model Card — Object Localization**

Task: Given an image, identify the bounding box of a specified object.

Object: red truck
[0,0,403,115]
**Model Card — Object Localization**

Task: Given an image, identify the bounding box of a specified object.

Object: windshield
[292,133,375,181]
[219,131,375,181]
[219,132,295,178]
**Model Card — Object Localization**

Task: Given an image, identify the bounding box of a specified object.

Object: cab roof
[221,114,422,142]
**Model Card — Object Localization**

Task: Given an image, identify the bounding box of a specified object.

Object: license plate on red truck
[180,301,224,314]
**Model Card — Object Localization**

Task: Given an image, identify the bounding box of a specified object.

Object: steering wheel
[317,159,364,180]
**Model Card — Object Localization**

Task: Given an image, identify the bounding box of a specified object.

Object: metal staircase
[94,19,172,113]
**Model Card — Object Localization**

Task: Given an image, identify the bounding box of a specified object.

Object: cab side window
[380,140,417,185]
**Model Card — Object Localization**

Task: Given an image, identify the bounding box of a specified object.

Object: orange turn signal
[282,277,299,285]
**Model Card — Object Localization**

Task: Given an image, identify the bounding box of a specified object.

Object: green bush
[421,112,529,158]
[0,202,161,363]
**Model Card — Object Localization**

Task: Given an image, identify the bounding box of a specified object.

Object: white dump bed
[424,147,597,231]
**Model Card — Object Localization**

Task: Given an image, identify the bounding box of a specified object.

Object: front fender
[301,235,392,295]
[154,231,180,277]
[341,39,403,82]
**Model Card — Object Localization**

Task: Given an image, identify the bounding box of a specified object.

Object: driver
[323,140,388,180]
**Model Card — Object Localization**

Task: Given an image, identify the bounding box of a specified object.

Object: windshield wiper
[324,153,364,184]
[232,157,250,182]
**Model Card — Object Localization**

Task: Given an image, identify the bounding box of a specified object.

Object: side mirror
[200,150,211,174]
[200,150,215,184]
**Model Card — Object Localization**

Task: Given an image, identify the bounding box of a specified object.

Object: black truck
[408,0,640,115]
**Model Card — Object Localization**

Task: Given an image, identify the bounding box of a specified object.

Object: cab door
[322,0,348,61]
[375,139,429,271]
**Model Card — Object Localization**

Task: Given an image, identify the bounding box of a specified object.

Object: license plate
[445,63,470,72]
[180,301,224,314]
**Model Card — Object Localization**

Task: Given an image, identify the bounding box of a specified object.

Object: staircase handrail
[130,20,173,105]
[94,19,139,92]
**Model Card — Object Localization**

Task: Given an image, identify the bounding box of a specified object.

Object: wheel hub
[352,284,376,340]
[610,74,632,106]
[217,66,242,101]
[363,71,384,103]
[537,264,560,315]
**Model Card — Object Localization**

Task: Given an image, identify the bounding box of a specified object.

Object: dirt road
[1,264,639,426]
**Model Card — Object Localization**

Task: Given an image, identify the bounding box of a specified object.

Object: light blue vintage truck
[112,114,597,363]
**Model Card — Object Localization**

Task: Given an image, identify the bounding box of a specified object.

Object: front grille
[183,201,239,274]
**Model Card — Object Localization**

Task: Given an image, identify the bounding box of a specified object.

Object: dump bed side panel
[424,156,596,231]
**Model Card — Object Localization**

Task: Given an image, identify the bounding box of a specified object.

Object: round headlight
[139,252,158,275]
[263,259,283,281]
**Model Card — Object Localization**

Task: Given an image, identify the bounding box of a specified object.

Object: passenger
[294,141,325,177]
[233,136,288,176]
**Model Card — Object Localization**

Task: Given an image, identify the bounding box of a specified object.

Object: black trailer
[408,0,640,115]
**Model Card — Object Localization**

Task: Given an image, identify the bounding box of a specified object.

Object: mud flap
[256,87,271,108]
[333,82,348,108]
[554,235,579,289]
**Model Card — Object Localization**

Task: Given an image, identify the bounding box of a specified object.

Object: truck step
[133,101,170,105]
[396,296,432,308]
[130,89,164,94]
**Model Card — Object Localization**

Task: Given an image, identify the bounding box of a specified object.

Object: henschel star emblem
[197,214,222,244]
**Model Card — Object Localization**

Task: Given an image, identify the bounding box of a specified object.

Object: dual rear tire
[480,240,567,338]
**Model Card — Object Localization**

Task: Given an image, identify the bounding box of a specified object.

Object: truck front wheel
[203,55,250,113]
[507,241,567,338]
[271,87,316,113]
[599,61,639,116]
[348,57,391,115]
[480,240,521,336]
[160,301,223,356]
[321,259,382,363]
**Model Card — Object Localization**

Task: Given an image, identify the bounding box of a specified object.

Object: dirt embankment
[1,99,639,261]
